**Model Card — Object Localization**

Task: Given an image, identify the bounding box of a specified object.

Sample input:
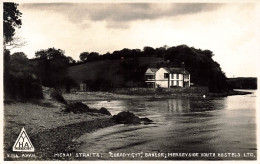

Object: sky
[10,2,260,77]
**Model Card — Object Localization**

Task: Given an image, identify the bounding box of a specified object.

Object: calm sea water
[76,90,257,160]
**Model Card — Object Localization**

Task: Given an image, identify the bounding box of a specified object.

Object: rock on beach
[111,111,153,124]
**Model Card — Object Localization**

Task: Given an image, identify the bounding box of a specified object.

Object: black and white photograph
[1,1,259,162]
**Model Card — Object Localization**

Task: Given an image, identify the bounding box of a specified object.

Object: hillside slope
[67,60,124,88]
[67,57,165,88]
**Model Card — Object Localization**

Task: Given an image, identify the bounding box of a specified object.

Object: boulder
[63,102,90,113]
[111,111,140,124]
[111,111,153,124]
[99,107,111,115]
[63,102,112,115]
[140,117,153,124]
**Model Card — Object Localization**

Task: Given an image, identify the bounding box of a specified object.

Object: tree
[163,45,229,92]
[143,46,155,56]
[202,49,214,58]
[3,3,24,49]
[79,51,99,62]
[4,51,43,99]
[9,52,32,77]
[66,56,76,64]
[34,48,75,87]
[35,48,66,60]
[3,4,43,100]
[88,52,99,61]
[79,52,89,61]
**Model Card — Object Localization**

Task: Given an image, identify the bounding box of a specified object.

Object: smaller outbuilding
[79,83,87,91]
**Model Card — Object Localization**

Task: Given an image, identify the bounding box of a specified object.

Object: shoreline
[3,95,117,160]
[63,90,252,102]
[33,118,116,160]
[5,117,116,160]
[4,89,253,160]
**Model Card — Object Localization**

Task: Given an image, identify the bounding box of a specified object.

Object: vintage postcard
[1,0,259,163]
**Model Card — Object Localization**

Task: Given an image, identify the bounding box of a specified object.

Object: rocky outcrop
[111,111,153,124]
[63,102,90,113]
[63,102,111,115]
[99,107,111,115]
[63,103,150,123]
[139,117,153,124]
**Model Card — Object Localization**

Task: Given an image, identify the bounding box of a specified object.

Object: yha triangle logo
[12,127,35,152]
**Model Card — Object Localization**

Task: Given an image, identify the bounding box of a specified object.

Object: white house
[145,67,190,88]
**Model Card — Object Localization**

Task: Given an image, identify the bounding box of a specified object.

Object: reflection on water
[79,90,256,160]
[167,99,190,112]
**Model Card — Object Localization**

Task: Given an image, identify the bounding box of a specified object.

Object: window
[164,73,169,78]
[147,82,155,88]
[177,74,179,79]
[146,75,155,80]
[184,75,189,79]
[177,81,179,86]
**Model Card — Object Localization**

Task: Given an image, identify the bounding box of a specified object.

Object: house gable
[155,68,169,88]
[156,68,169,80]
[145,68,154,74]
[145,68,158,74]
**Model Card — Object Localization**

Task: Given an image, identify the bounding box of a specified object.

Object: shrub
[156,85,163,93]
[170,86,181,88]
[84,79,113,91]
[4,74,43,100]
[4,50,43,100]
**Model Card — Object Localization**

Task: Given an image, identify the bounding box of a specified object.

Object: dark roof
[163,67,189,74]
[148,68,159,73]
[147,67,189,74]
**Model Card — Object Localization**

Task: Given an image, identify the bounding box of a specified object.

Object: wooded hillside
[67,45,231,92]
[227,77,257,89]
